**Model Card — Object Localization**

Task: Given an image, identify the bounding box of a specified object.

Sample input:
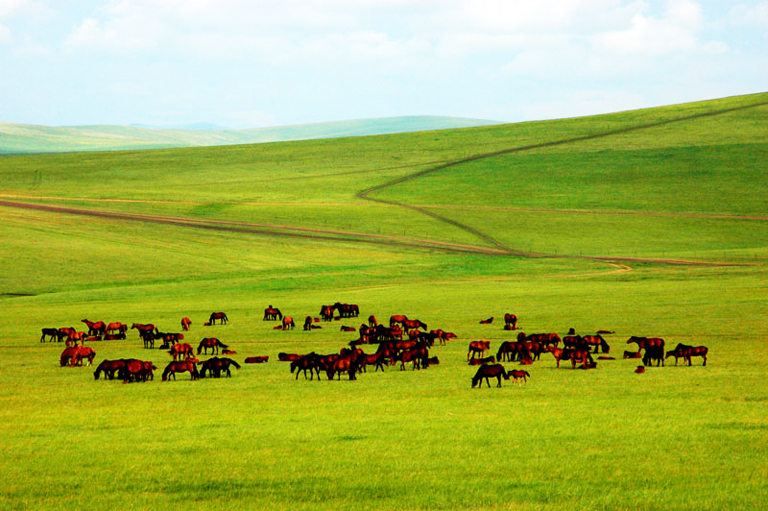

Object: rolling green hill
[0,92,766,511]
[0,116,502,155]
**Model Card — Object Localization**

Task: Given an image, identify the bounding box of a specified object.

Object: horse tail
[218,340,228,349]
[276,309,282,320]
[230,359,241,369]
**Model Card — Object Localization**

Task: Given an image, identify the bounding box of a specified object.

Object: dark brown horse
[471,364,509,388]
[181,317,192,331]
[582,334,610,353]
[496,341,529,362]
[40,328,61,342]
[200,357,241,378]
[208,312,229,325]
[642,345,665,367]
[320,305,335,321]
[627,336,665,353]
[106,322,127,335]
[245,356,269,363]
[197,337,228,355]
[291,353,322,380]
[479,317,494,324]
[469,356,496,366]
[334,302,359,318]
[278,352,302,362]
[162,360,199,381]
[504,313,518,329]
[94,359,126,380]
[325,356,360,380]
[389,314,408,327]
[667,343,708,366]
[402,319,427,331]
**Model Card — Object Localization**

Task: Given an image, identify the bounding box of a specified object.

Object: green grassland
[0,93,767,510]
[0,116,501,155]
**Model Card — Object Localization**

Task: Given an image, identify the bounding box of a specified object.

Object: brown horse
[368,315,378,327]
[325,356,360,380]
[504,313,518,329]
[627,336,665,353]
[208,312,229,325]
[469,356,496,366]
[169,343,195,360]
[291,353,322,380]
[282,316,295,330]
[544,345,574,368]
[120,359,156,383]
[334,302,359,318]
[496,341,529,362]
[389,314,408,327]
[93,359,126,380]
[61,346,96,367]
[263,306,283,321]
[106,322,127,335]
[320,305,335,321]
[131,323,156,337]
[471,364,509,388]
[667,343,708,366]
[402,319,428,331]
[162,360,199,381]
[278,352,302,362]
[200,357,241,378]
[479,317,494,324]
[181,317,192,331]
[582,334,610,353]
[81,319,106,337]
[245,356,269,364]
[508,369,530,384]
[526,333,561,347]
[467,340,491,360]
[395,347,429,371]
[197,338,228,355]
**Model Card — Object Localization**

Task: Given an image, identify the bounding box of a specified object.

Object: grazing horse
[263,306,283,321]
[496,341,529,362]
[430,329,456,346]
[526,333,561,347]
[479,317,494,324]
[570,349,595,369]
[582,334,610,354]
[169,343,195,360]
[504,313,518,329]
[326,356,360,380]
[471,364,509,388]
[389,315,409,327]
[291,353,322,380]
[508,369,530,384]
[81,319,107,337]
[334,302,359,318]
[197,337,228,355]
[627,336,665,353]
[303,316,314,331]
[131,323,156,337]
[208,312,229,325]
[402,319,428,331]
[93,359,126,380]
[61,346,95,367]
[181,317,192,331]
[467,340,491,360]
[667,343,708,366]
[282,316,295,330]
[544,345,574,368]
[58,327,76,342]
[643,345,665,367]
[359,351,388,372]
[320,305,335,321]
[395,347,429,371]
[245,356,269,364]
[200,357,241,378]
[120,360,155,383]
[368,315,378,327]
[162,360,199,381]
[40,328,60,342]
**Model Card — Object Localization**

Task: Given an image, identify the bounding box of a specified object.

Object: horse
[570,349,594,369]
[320,305,335,321]
[635,366,646,374]
[504,313,518,329]
[582,334,610,354]
[469,356,496,366]
[200,357,241,378]
[359,351,387,372]
[65,331,86,347]
[563,335,584,349]
[291,353,322,380]
[667,343,708,366]
[471,364,509,388]
[40,328,61,342]
[181,317,192,331]
[245,356,269,364]
[389,315,408,327]
[131,323,156,337]
[278,352,302,362]
[63,346,95,367]
[467,340,491,360]
[496,341,529,362]
[156,332,184,348]
[58,327,76,342]
[106,322,127,335]
[162,360,199,381]
[402,319,428,331]
[197,338,228,355]
[627,336,665,354]
[169,343,195,360]
[93,359,126,380]
[430,329,456,346]
[395,347,428,371]
[334,302,359,318]
[368,315,378,327]
[479,317,494,324]
[282,316,295,330]
[263,306,283,321]
[623,350,642,359]
[208,312,229,325]
[303,316,314,331]
[325,355,360,380]
[526,333,561,347]
[341,325,356,332]
[508,369,530,384]
[642,345,665,367]
[544,345,574,368]
[81,319,106,337]
[119,359,155,383]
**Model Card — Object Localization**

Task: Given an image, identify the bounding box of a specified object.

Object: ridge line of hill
[357,99,768,255]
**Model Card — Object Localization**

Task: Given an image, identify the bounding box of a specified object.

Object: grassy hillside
[0,93,766,510]
[0,116,501,155]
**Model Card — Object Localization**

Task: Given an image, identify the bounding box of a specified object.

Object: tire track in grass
[357,99,768,264]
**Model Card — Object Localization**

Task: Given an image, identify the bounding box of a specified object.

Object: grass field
[1,93,767,510]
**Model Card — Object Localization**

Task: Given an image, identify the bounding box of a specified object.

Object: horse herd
[42,306,708,387]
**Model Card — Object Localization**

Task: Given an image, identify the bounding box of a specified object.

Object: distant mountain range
[0,116,504,155]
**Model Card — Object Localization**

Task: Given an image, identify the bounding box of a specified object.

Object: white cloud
[729,2,768,27]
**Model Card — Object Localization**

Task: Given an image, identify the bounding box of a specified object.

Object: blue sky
[1,0,766,128]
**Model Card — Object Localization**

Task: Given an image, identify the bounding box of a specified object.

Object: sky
[0,0,766,128]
